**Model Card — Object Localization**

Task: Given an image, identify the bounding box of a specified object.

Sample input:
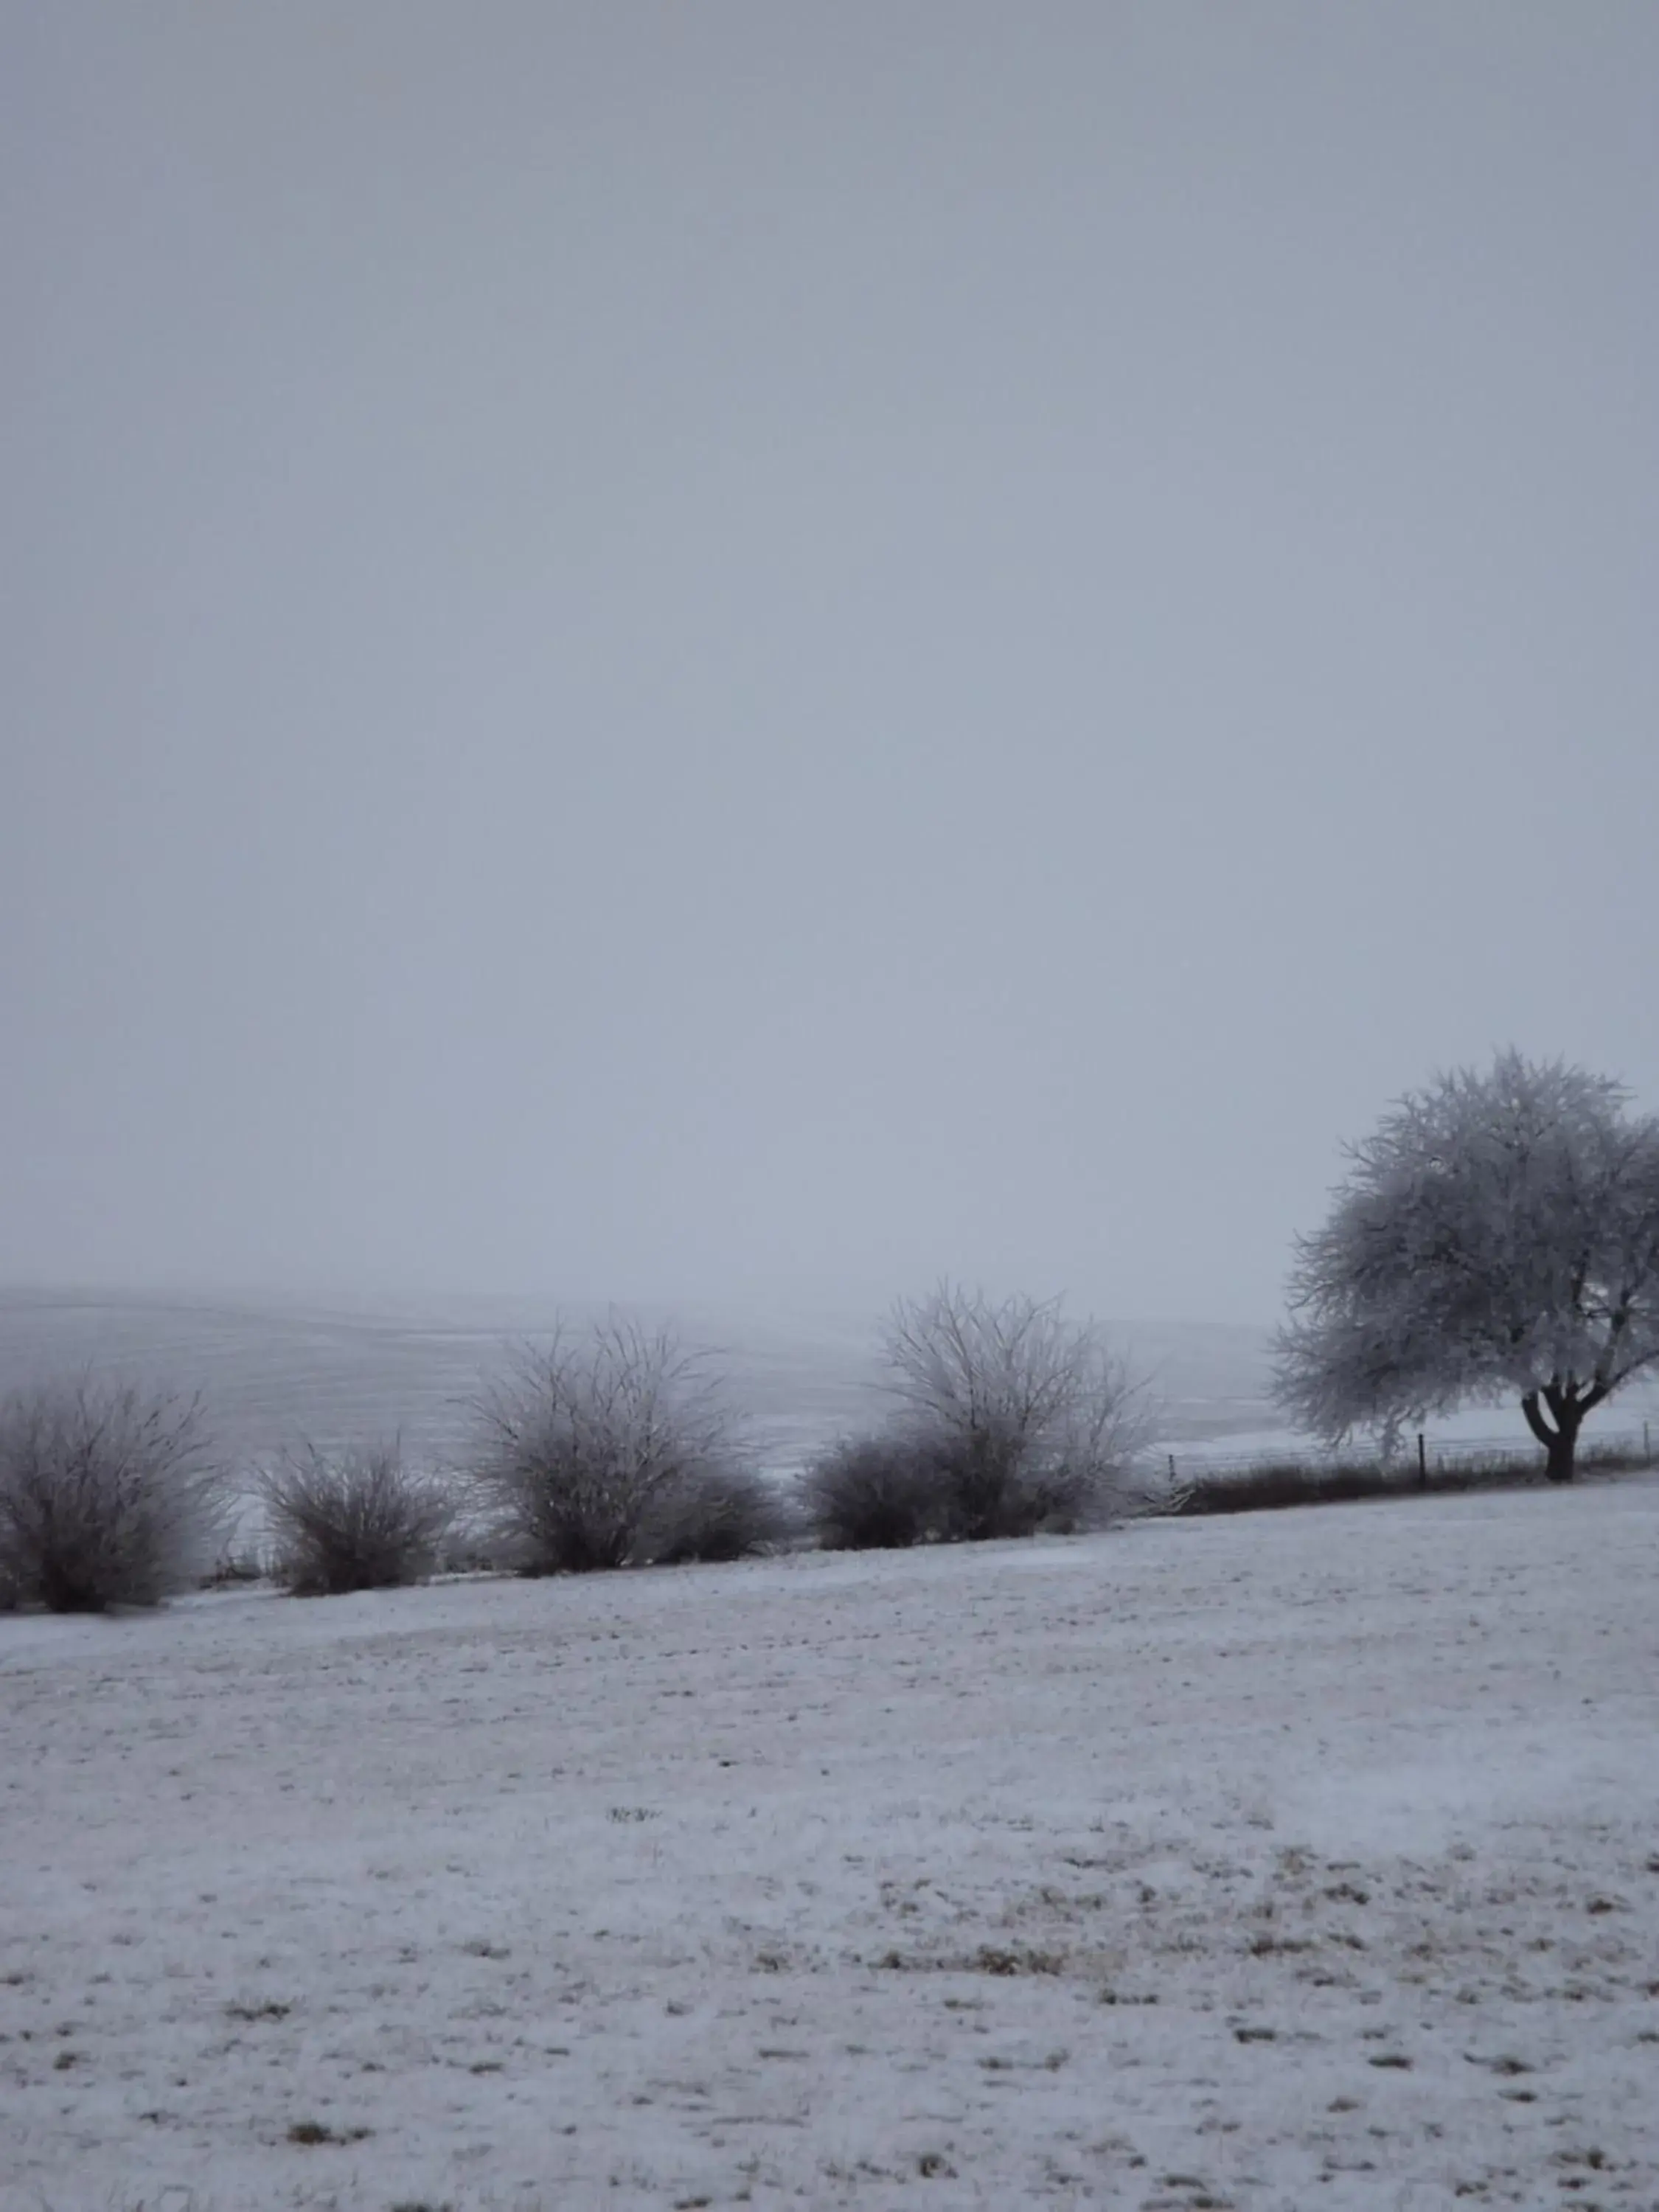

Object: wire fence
[1153,1421,1656,1518]
[1163,1420,1654,1487]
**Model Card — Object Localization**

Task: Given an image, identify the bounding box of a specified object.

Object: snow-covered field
[0,1290,1281,1478]
[4,1481,1657,2211]
[10,1287,1652,1491]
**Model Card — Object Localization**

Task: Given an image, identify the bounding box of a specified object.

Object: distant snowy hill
[7,1288,1645,1478]
[0,1287,1279,1475]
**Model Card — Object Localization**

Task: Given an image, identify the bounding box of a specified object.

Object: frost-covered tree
[1275,1053,1659,1482]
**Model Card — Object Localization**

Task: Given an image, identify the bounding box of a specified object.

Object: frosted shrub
[920,1416,1093,1540]
[642,1464,793,1564]
[470,1320,748,1574]
[799,1433,941,1550]
[260,1442,455,1596]
[0,1380,226,1611]
[882,1286,1149,1541]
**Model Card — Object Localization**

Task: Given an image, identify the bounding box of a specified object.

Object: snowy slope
[0,1289,1278,1475]
[3,1478,1656,2208]
[0,1289,891,1478]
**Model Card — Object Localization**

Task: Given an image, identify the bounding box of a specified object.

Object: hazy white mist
[6,5,1656,1324]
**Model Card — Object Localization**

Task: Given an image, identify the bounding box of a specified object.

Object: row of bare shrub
[0,1374,787,1611]
[462,1290,1148,1565]
[0,1290,1151,1610]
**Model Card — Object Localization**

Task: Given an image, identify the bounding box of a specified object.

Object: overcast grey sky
[4,4,1656,1324]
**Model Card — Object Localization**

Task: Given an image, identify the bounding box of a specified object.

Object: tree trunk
[1543,1422,1579,1484]
[1521,1387,1582,1484]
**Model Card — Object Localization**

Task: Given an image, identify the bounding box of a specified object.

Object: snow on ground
[3,1482,1658,2211]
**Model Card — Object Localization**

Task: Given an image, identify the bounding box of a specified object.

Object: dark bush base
[1171,1443,1650,1517]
